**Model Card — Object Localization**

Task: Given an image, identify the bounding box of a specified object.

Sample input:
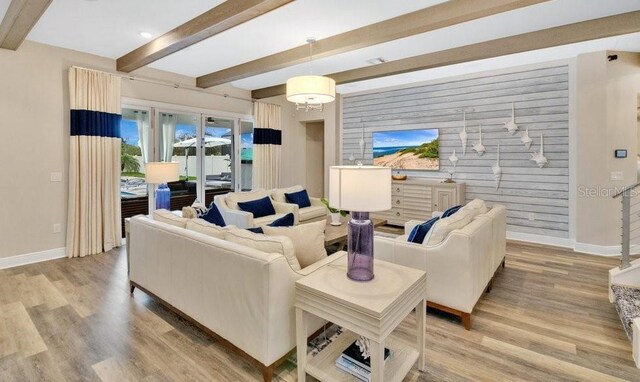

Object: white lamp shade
[145,162,180,184]
[286,75,336,104]
[329,166,391,212]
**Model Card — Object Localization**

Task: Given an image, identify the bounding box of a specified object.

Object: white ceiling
[3,0,639,95]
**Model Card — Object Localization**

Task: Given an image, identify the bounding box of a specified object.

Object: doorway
[305,121,325,198]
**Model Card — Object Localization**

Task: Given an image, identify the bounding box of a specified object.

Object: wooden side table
[295,252,427,382]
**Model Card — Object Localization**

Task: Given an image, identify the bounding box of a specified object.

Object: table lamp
[330,165,391,281]
[145,162,180,210]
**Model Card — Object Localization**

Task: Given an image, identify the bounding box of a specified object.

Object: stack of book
[335,341,390,382]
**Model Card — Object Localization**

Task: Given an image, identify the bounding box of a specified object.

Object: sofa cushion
[299,205,327,222]
[225,189,270,210]
[263,221,327,269]
[426,209,473,246]
[152,209,188,228]
[407,216,440,244]
[186,219,234,239]
[285,189,311,208]
[441,205,463,218]
[238,196,276,219]
[225,228,301,271]
[460,199,488,219]
[201,203,227,227]
[271,185,304,203]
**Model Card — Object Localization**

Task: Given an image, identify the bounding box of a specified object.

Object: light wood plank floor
[1,242,640,381]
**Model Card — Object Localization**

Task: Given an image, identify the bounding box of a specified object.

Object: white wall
[0,41,252,260]
[258,95,340,197]
[575,51,640,250]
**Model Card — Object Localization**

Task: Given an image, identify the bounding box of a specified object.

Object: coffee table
[314,216,387,249]
[295,252,427,382]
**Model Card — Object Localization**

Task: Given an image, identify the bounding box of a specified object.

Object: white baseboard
[0,247,66,270]
[573,243,621,257]
[507,231,574,249]
[507,230,634,257]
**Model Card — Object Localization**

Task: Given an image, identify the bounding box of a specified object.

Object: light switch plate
[50,172,62,182]
[611,171,624,181]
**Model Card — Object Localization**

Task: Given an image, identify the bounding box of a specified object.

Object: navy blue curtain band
[70,109,122,138]
[253,127,281,145]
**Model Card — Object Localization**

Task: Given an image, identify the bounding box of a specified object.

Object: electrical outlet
[528,213,535,221]
[53,224,61,233]
[611,171,624,181]
[50,172,62,182]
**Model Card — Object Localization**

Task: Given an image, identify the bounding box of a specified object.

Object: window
[120,108,150,198]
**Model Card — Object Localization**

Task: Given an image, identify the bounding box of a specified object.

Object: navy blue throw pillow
[285,189,311,208]
[202,203,226,227]
[407,216,440,244]
[270,213,295,227]
[245,213,295,234]
[441,205,463,218]
[238,196,276,219]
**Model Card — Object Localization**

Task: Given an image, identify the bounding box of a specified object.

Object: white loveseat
[128,216,340,381]
[270,185,327,223]
[214,189,298,228]
[374,202,506,330]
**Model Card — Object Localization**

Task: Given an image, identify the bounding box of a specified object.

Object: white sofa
[214,189,298,228]
[374,202,506,330]
[270,185,327,223]
[128,215,341,381]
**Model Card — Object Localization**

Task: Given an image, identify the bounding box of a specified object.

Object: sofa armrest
[404,220,423,235]
[309,197,324,207]
[273,201,300,225]
[296,251,345,276]
[214,195,254,228]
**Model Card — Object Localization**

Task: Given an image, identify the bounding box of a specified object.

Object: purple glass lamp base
[347,211,374,281]
[155,183,171,210]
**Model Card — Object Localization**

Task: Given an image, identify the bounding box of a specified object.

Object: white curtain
[252,102,282,190]
[136,112,151,163]
[161,114,177,162]
[66,67,122,258]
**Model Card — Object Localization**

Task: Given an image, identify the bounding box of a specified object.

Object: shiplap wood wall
[342,65,569,238]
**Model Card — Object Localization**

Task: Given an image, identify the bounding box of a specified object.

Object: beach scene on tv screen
[373,129,439,170]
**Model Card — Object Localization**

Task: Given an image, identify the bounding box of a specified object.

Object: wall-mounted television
[372,128,439,170]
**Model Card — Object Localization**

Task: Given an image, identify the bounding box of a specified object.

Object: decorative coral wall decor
[459,111,468,156]
[531,134,548,168]
[504,102,518,135]
[449,148,459,167]
[473,125,485,156]
[492,143,502,189]
[521,127,532,149]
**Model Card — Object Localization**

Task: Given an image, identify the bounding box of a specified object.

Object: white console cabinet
[372,178,465,226]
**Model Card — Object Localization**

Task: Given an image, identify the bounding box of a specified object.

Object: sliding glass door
[157,110,201,202]
[201,116,235,196]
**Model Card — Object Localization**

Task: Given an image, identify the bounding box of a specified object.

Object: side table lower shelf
[306,331,419,382]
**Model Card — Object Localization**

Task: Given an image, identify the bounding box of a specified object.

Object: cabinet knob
[396,212,401,216]
[396,200,400,205]
[396,187,400,192]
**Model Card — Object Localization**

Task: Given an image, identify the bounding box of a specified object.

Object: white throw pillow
[224,228,301,271]
[262,220,327,269]
[271,185,304,203]
[152,209,188,229]
[182,200,208,219]
[225,189,270,210]
[186,219,235,239]
[460,199,488,220]
[426,209,473,246]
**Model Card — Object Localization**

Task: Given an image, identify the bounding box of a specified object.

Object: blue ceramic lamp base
[155,183,171,210]
[347,211,374,281]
